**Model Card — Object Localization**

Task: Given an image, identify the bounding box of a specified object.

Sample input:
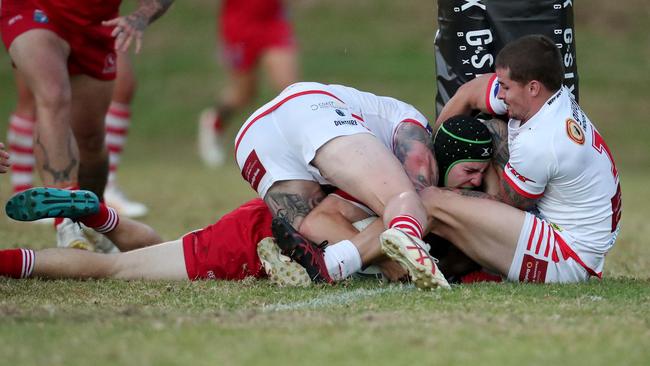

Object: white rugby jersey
[325,83,430,151]
[486,75,622,255]
[237,82,430,153]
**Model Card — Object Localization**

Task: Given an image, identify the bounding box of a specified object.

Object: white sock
[323,240,362,281]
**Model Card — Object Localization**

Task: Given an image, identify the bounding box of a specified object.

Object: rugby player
[0,0,173,247]
[386,35,621,285]
[198,0,299,168]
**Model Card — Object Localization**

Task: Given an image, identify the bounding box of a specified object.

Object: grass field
[1,1,649,365]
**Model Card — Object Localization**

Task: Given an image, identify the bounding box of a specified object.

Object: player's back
[242,81,428,152]
[327,84,430,148]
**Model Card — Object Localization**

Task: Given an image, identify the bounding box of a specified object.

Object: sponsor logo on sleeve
[519,254,548,283]
[565,118,585,145]
[241,150,266,192]
[506,163,536,183]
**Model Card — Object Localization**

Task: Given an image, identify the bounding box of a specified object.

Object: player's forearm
[135,0,174,25]
[435,74,494,131]
[299,195,371,244]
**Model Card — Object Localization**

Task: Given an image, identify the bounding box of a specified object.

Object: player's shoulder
[543,89,590,145]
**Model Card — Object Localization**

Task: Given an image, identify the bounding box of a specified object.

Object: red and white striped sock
[7,113,35,193]
[78,203,119,234]
[389,215,424,239]
[0,248,35,279]
[105,102,131,187]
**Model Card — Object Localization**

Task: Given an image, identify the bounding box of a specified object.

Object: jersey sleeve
[485,74,508,116]
[502,140,551,199]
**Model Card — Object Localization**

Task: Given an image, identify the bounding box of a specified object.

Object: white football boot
[197,108,226,168]
[56,218,95,251]
[257,237,311,287]
[81,224,120,254]
[380,228,451,290]
[104,185,148,218]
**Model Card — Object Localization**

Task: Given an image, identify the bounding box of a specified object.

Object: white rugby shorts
[235,84,373,198]
[508,212,606,283]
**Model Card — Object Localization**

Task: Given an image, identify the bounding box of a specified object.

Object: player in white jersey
[385,35,621,285]
[235,81,443,285]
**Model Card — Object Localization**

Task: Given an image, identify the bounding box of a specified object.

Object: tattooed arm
[439,184,537,214]
[441,187,497,200]
[393,122,438,191]
[102,0,175,53]
[481,118,538,211]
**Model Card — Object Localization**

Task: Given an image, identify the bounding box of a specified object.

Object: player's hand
[0,142,11,174]
[102,13,147,53]
[376,259,409,282]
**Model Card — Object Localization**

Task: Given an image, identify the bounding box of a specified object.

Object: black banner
[435,0,579,117]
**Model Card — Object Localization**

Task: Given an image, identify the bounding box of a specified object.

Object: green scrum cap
[434,115,493,186]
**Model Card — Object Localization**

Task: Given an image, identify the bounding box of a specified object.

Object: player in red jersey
[0,195,308,286]
[0,0,172,247]
[5,54,149,220]
[198,0,299,167]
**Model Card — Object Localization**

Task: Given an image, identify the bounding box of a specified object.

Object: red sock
[389,215,424,239]
[78,203,119,233]
[0,248,35,278]
[213,113,224,133]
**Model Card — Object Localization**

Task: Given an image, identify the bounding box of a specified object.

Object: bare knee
[35,82,71,115]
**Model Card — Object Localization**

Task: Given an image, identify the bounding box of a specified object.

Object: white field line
[262,286,410,312]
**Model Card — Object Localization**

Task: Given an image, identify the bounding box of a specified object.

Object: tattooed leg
[9,29,78,188]
[264,180,325,230]
[34,124,79,187]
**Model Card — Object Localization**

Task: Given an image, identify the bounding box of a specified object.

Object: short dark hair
[495,34,564,92]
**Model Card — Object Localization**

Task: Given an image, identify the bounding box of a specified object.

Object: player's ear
[528,80,541,97]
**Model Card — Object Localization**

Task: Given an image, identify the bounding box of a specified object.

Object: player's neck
[520,89,555,125]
